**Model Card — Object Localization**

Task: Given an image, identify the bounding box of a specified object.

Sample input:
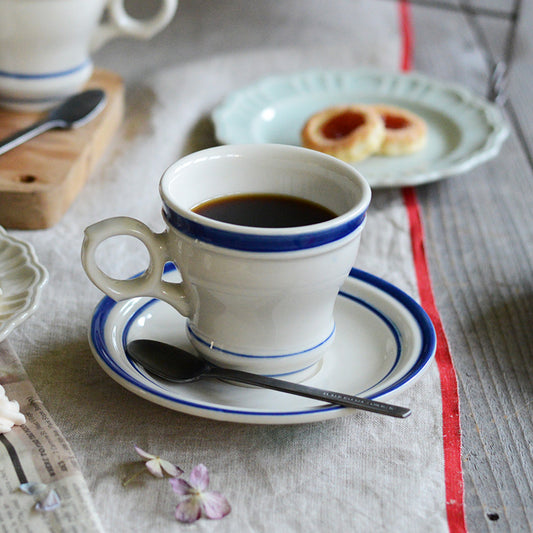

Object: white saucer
[0,226,48,342]
[89,266,436,424]
[212,68,509,188]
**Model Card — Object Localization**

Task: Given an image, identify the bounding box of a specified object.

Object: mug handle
[91,0,178,51]
[81,216,191,317]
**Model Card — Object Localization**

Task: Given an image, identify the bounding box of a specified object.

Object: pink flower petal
[175,498,202,523]
[145,458,164,478]
[201,491,231,520]
[134,446,155,460]
[160,459,183,478]
[170,477,192,495]
[190,463,209,491]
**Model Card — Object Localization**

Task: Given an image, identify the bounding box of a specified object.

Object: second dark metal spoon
[0,89,106,156]
[126,339,411,419]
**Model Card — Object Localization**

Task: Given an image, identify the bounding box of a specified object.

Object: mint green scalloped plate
[212,69,509,188]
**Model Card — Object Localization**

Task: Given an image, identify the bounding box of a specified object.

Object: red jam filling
[320,111,366,139]
[383,114,410,130]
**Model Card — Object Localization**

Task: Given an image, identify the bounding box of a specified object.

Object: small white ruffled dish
[212,69,509,188]
[0,226,48,342]
[89,265,436,425]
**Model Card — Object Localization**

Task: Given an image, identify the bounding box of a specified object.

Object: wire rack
[385,0,522,105]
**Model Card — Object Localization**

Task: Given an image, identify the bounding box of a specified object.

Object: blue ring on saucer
[162,205,366,252]
[89,265,437,420]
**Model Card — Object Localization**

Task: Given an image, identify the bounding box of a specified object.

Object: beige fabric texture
[7,3,449,532]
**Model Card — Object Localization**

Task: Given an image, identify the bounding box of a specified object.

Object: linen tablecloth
[5,2,465,531]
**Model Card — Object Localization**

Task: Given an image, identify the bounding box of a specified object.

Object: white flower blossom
[0,385,26,433]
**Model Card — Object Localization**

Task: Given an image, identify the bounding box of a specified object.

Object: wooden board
[0,69,124,229]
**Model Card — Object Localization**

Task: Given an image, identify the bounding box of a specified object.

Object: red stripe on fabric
[398,0,413,71]
[397,3,467,532]
[402,187,467,533]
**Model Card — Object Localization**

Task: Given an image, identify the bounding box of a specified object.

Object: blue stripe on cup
[162,205,366,253]
[187,322,335,358]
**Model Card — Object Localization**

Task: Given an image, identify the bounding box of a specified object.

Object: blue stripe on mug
[162,205,366,252]
[0,60,90,80]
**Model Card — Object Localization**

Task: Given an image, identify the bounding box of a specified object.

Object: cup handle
[91,0,178,51]
[81,216,191,317]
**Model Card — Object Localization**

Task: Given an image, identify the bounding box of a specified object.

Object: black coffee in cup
[192,193,336,228]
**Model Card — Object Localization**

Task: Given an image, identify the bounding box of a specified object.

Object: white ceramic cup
[81,144,371,380]
[0,0,178,110]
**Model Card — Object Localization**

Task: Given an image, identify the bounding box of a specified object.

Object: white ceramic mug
[0,0,178,110]
[81,144,371,380]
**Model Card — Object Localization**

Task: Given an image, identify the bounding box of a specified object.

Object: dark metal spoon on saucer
[126,339,411,418]
[0,89,106,156]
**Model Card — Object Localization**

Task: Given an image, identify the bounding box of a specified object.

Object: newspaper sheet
[0,341,104,533]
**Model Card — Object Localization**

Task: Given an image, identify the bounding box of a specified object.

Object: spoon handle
[0,118,61,156]
[210,367,411,418]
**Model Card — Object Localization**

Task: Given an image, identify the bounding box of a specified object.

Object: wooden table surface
[410,1,533,530]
